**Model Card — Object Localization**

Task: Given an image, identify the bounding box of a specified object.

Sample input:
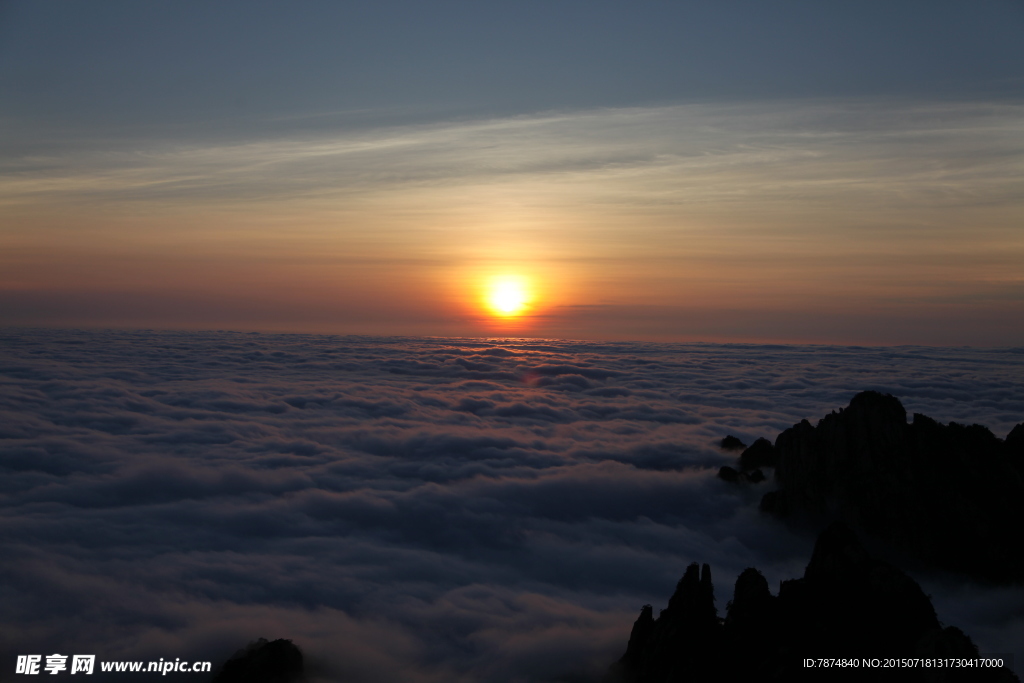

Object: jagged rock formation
[739,436,776,470]
[718,436,773,484]
[619,562,722,682]
[757,391,1024,582]
[719,435,747,452]
[717,465,741,483]
[212,638,304,683]
[1004,422,1024,461]
[608,523,1019,682]
[717,464,764,484]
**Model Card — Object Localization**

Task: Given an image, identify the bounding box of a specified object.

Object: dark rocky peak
[770,391,908,474]
[803,519,875,582]
[1007,422,1024,478]
[797,390,909,469]
[664,562,717,625]
[698,563,715,622]
[608,524,1019,682]
[719,435,747,451]
[1006,423,1024,457]
[797,522,941,651]
[723,567,776,632]
[717,436,773,484]
[846,389,908,422]
[739,437,776,470]
[758,393,1024,582]
[212,638,304,683]
[608,563,722,683]
[616,605,654,674]
[918,417,1008,473]
[729,567,770,609]
[665,562,699,612]
[716,464,764,484]
[716,465,740,483]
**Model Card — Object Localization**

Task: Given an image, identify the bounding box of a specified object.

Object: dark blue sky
[3,0,1022,141]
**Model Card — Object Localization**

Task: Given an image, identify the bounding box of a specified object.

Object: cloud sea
[2,329,1022,681]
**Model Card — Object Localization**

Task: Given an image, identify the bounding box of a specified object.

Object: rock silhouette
[716,465,741,483]
[608,522,1018,682]
[629,562,722,682]
[212,638,304,683]
[1006,422,1024,461]
[739,436,776,470]
[718,436,773,484]
[719,435,747,452]
[718,391,1023,582]
[717,464,764,484]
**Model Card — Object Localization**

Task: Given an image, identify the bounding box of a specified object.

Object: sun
[484,275,532,318]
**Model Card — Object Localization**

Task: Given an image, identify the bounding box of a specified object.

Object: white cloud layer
[1,330,1022,681]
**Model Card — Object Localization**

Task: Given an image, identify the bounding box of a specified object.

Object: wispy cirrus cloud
[3,101,1022,213]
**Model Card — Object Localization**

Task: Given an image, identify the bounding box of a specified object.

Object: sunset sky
[2,1,1022,344]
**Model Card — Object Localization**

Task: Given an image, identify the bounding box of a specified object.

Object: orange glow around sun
[483,275,533,319]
